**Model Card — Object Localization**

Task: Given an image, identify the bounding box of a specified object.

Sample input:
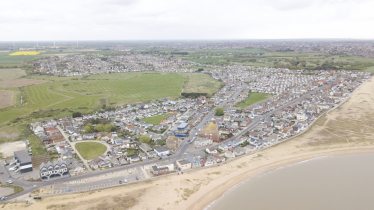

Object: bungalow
[128,155,140,163]
[157,160,175,171]
[139,153,147,160]
[234,147,245,156]
[225,151,235,158]
[244,144,256,153]
[154,147,170,156]
[147,151,157,158]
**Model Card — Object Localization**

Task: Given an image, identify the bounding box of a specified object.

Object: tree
[101,104,106,110]
[139,136,151,144]
[104,124,116,132]
[84,123,93,133]
[215,107,224,116]
[95,124,105,132]
[72,112,82,118]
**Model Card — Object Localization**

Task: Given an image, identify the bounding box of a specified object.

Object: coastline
[188,146,374,210]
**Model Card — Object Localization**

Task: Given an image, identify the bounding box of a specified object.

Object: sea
[206,153,374,210]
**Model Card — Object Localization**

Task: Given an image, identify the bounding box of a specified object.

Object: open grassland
[0,72,221,125]
[236,92,272,108]
[140,113,171,125]
[75,142,107,160]
[0,68,25,81]
[0,90,13,108]
[179,73,223,96]
[65,73,185,104]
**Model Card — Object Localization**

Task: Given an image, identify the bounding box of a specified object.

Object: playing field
[64,73,185,104]
[236,92,272,108]
[75,142,107,160]
[140,113,171,125]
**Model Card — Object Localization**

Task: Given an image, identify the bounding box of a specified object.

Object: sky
[1,0,373,41]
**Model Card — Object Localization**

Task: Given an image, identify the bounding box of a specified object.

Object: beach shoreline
[189,146,374,210]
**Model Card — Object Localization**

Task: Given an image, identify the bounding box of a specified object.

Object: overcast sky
[1,0,373,41]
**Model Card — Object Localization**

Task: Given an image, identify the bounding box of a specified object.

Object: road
[1,82,330,202]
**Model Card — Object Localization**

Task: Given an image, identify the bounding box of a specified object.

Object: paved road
[1,81,332,202]
[57,126,93,172]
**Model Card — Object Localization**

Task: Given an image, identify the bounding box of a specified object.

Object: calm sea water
[207,153,374,210]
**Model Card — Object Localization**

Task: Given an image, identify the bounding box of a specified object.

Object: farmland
[0,90,13,108]
[140,113,171,125]
[9,51,46,56]
[236,92,272,108]
[170,48,374,71]
[0,68,26,81]
[75,142,107,160]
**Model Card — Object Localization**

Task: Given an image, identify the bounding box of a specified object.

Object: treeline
[181,92,208,99]
[171,52,188,55]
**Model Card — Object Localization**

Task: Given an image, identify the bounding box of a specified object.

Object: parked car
[124,179,128,183]
[6,180,12,184]
[0,171,3,174]
[119,181,122,184]
[1,197,7,201]
[135,176,139,180]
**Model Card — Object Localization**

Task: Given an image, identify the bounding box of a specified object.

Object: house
[139,153,147,160]
[128,155,140,163]
[139,143,152,153]
[234,147,245,156]
[186,155,202,168]
[206,147,217,154]
[199,123,220,142]
[195,137,213,147]
[244,144,256,153]
[14,150,33,173]
[225,151,235,158]
[40,160,68,180]
[154,147,170,156]
[83,133,95,140]
[152,165,169,176]
[69,162,84,176]
[176,159,191,171]
[157,160,175,171]
[147,151,157,158]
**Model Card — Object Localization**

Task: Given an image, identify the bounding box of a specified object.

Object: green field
[0,72,222,125]
[0,68,25,81]
[167,49,374,71]
[236,92,272,108]
[140,113,171,125]
[75,142,107,160]
[64,73,185,104]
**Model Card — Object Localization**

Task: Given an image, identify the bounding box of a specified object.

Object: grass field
[65,73,185,104]
[0,68,25,81]
[179,73,223,96]
[75,142,107,160]
[236,92,272,108]
[140,113,171,125]
[0,72,221,125]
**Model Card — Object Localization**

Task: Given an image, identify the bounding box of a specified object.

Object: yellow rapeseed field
[9,51,46,56]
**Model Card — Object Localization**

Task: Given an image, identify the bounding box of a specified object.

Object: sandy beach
[3,78,374,210]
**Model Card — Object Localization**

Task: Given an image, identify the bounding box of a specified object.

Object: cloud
[0,0,373,40]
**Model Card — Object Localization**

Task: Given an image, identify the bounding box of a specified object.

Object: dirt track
[0,79,44,88]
